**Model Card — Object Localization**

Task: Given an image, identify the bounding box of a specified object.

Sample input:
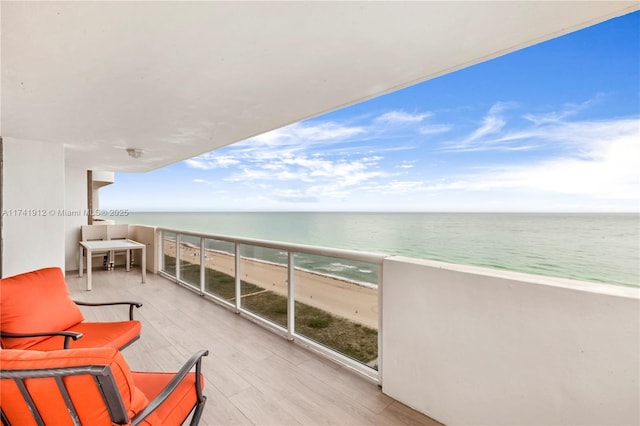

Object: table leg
[79,247,84,277]
[141,246,146,283]
[87,248,92,291]
[126,249,131,272]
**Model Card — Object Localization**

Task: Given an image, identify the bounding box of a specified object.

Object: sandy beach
[164,240,378,329]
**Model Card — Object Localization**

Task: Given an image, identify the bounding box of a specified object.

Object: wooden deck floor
[66,267,442,426]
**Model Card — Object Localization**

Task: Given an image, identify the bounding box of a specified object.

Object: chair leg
[189,396,207,426]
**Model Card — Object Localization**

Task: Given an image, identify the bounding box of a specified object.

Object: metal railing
[156,227,387,381]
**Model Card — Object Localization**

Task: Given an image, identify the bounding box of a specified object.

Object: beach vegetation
[166,255,263,300]
[306,317,332,329]
[241,291,377,363]
[272,299,288,315]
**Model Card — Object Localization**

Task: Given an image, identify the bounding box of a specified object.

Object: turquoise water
[112,212,639,288]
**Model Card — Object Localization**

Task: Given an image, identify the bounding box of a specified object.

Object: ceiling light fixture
[126,148,144,159]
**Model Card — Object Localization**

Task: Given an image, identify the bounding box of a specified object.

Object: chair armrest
[0,330,83,349]
[131,349,209,426]
[74,300,143,320]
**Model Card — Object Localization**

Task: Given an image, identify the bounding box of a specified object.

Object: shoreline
[163,240,379,329]
[176,240,378,289]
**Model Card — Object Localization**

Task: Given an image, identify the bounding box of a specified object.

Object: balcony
[66,267,440,425]
[68,225,639,425]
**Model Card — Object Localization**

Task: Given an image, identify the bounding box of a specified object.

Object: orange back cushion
[0,347,154,425]
[0,267,85,349]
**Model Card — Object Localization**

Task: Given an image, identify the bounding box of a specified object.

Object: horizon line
[109,210,639,214]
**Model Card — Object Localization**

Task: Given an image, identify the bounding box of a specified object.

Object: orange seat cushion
[1,267,85,349]
[0,348,155,425]
[26,320,142,351]
[133,371,204,425]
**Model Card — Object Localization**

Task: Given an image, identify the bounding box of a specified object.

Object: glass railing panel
[293,253,379,369]
[238,244,288,328]
[162,231,177,276]
[178,234,201,290]
[201,239,236,302]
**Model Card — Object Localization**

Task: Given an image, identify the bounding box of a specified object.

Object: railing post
[287,251,295,340]
[158,230,164,272]
[200,238,206,295]
[175,234,181,283]
[234,243,241,313]
[377,261,384,387]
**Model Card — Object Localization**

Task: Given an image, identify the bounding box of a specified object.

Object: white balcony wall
[90,170,114,218]
[64,166,87,271]
[91,171,114,186]
[381,256,640,426]
[1,138,65,277]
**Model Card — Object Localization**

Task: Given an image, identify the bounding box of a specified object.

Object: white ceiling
[2,1,637,172]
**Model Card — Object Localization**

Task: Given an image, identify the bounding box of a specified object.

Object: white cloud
[375,110,432,124]
[488,133,639,199]
[184,112,432,174]
[419,124,452,135]
[184,119,396,204]
[397,161,415,169]
[442,97,638,155]
[418,124,640,201]
[356,115,640,207]
[522,95,604,125]
[185,153,240,170]
[445,102,514,151]
[181,99,639,209]
[183,121,370,172]
[247,122,366,147]
[226,154,387,196]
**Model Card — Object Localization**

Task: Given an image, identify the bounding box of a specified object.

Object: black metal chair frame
[0,301,142,350]
[0,350,208,426]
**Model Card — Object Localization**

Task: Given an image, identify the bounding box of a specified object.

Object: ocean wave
[322,262,358,272]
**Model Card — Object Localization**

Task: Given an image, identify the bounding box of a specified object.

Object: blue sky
[102,12,639,212]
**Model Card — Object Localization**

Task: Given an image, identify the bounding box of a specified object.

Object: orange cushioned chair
[0,347,208,425]
[0,267,142,351]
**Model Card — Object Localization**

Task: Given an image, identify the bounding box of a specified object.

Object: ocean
[111,212,639,288]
